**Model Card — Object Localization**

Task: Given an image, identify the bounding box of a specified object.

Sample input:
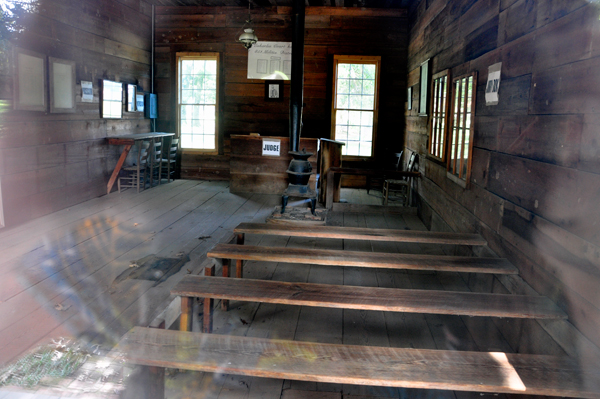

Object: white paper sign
[262,139,281,156]
[485,62,502,105]
[81,81,93,103]
[248,42,292,80]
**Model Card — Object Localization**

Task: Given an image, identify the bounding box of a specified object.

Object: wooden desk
[106,132,175,194]
[325,167,421,209]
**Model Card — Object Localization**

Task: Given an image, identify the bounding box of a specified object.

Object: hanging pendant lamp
[237,3,258,50]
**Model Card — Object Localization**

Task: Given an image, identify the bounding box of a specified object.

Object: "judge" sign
[262,138,281,156]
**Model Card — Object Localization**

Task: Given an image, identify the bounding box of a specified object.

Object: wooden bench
[111,326,600,399]
[233,222,488,246]
[172,275,566,333]
[207,243,518,281]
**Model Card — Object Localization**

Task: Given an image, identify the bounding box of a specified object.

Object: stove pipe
[289,0,305,153]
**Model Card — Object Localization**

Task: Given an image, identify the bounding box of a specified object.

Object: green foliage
[1,0,35,40]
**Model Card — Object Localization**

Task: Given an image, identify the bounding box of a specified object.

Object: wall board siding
[406,0,600,350]
[0,0,152,227]
[155,6,408,185]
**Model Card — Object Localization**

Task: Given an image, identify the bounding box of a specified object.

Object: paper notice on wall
[248,42,292,80]
[81,81,93,102]
[485,62,502,105]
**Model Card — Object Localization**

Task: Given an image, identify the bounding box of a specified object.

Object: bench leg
[203,297,214,333]
[203,265,215,333]
[180,296,193,332]
[237,233,245,245]
[236,233,245,278]
[134,320,165,399]
[281,195,289,213]
[221,259,230,311]
[236,259,243,278]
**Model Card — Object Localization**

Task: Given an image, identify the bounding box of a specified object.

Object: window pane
[204,135,216,149]
[337,79,349,94]
[350,95,361,109]
[348,126,360,141]
[361,95,374,110]
[349,111,361,125]
[360,126,373,142]
[363,64,375,80]
[338,64,350,79]
[336,125,348,141]
[350,80,362,94]
[350,64,362,79]
[359,141,372,156]
[363,79,374,95]
[361,111,373,126]
[336,110,349,125]
[337,95,349,108]
[181,134,192,148]
[347,141,359,155]
[205,60,217,74]
[182,60,193,75]
[206,105,216,120]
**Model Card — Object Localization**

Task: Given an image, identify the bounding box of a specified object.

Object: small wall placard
[262,138,281,156]
[486,62,502,105]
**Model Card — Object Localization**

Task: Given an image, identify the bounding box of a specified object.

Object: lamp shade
[239,28,258,49]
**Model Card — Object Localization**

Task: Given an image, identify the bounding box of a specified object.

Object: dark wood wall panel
[405,0,600,350]
[155,6,407,182]
[0,0,152,227]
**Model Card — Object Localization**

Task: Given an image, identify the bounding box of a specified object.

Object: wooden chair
[160,138,178,183]
[383,152,417,206]
[148,138,163,187]
[366,151,403,194]
[118,141,150,193]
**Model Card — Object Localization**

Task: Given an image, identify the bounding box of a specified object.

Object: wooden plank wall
[154,6,408,182]
[0,0,152,227]
[229,135,317,194]
[405,0,600,351]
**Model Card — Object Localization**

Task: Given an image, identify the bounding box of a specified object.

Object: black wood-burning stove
[280,0,317,215]
[282,148,316,214]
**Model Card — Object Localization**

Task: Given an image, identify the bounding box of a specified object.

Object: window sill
[182,149,219,155]
[446,171,468,189]
[341,155,373,162]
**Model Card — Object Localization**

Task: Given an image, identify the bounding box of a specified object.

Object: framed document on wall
[14,48,47,111]
[49,57,76,113]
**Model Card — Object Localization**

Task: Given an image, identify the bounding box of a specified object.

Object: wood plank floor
[0,183,583,399]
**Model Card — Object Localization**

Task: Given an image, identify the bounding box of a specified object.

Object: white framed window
[331,55,381,157]
[177,53,219,152]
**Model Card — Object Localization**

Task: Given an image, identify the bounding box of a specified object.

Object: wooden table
[106,132,175,194]
[325,167,421,209]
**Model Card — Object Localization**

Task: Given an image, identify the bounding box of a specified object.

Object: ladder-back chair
[161,138,179,183]
[383,152,417,206]
[118,141,150,193]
